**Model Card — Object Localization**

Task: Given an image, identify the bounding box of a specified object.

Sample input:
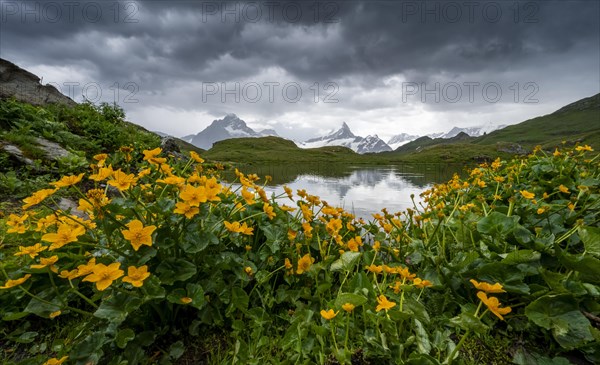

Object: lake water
[225,164,464,220]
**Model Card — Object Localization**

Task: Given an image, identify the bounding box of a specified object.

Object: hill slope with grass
[203,135,361,164]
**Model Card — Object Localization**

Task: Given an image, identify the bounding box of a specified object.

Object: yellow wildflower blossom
[174,201,200,219]
[108,169,137,191]
[51,173,84,188]
[476,291,512,320]
[122,265,150,287]
[296,254,314,274]
[42,224,86,250]
[22,189,56,210]
[376,295,396,312]
[342,303,355,313]
[320,309,338,320]
[121,220,156,251]
[82,262,124,291]
[470,279,506,293]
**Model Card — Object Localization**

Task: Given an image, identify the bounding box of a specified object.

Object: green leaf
[168,341,185,360]
[156,258,197,285]
[141,276,166,300]
[330,251,361,272]
[24,290,61,318]
[525,294,594,349]
[70,330,107,363]
[230,286,249,313]
[181,230,216,254]
[477,212,520,238]
[116,328,135,349]
[449,312,488,332]
[579,226,600,258]
[501,250,541,265]
[186,283,206,310]
[556,247,600,285]
[334,293,368,308]
[414,319,431,354]
[94,292,142,323]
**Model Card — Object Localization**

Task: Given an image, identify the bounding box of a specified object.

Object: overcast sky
[1,0,599,141]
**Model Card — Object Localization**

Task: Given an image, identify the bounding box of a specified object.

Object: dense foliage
[0,145,598,365]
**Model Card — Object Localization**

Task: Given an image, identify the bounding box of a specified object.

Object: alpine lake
[223,163,466,220]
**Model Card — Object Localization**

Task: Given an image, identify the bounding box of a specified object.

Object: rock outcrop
[0,58,76,106]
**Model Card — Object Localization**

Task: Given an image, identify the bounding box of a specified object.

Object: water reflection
[224,164,464,219]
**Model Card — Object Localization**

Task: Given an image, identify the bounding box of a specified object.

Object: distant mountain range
[180,116,508,154]
[182,114,279,150]
[299,122,392,154]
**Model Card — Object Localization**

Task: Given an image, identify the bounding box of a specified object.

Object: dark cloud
[0,0,598,139]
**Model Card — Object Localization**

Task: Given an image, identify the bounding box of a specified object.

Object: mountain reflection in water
[224,164,464,220]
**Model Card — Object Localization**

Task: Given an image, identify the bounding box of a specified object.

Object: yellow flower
[180,297,193,304]
[49,310,61,319]
[30,255,59,270]
[296,253,314,274]
[36,214,58,232]
[174,202,200,219]
[108,169,137,191]
[413,278,433,288]
[122,265,150,287]
[263,203,276,220]
[244,266,253,275]
[396,266,416,280]
[476,291,512,320]
[366,264,383,274]
[157,175,186,186]
[42,224,86,250]
[280,204,296,212]
[14,243,47,258]
[320,309,339,320]
[326,218,343,235]
[93,153,108,162]
[190,151,205,163]
[284,258,293,270]
[22,189,57,210]
[302,222,313,239]
[568,203,575,211]
[375,295,396,312]
[143,147,166,165]
[373,241,381,251]
[342,303,355,313]
[288,229,297,241]
[575,145,593,152]
[558,185,569,194]
[89,166,114,181]
[82,262,124,291]
[203,177,222,201]
[0,274,32,289]
[58,269,80,280]
[180,184,208,207]
[553,149,561,157]
[520,190,535,200]
[43,356,68,365]
[223,221,254,235]
[121,220,156,251]
[283,185,293,200]
[241,187,256,205]
[51,173,84,188]
[470,279,506,293]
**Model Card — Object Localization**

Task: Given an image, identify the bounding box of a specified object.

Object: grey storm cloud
[0,0,599,139]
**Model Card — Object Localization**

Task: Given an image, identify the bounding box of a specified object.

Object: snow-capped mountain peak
[183,114,260,149]
[387,133,420,150]
[301,123,391,154]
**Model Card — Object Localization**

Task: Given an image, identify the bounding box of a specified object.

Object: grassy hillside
[475,93,600,149]
[203,136,362,164]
